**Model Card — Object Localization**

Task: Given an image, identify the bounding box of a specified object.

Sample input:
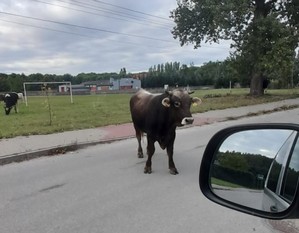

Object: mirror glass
[210,129,299,213]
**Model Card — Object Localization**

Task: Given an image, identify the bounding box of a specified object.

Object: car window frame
[280,134,299,203]
[263,131,297,210]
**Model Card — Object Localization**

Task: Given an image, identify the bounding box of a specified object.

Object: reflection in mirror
[210,129,299,213]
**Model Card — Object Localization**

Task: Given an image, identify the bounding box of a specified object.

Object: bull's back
[130,90,154,130]
[5,92,18,105]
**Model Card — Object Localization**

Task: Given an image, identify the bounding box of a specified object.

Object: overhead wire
[0,11,176,44]
[91,0,172,22]
[68,0,173,26]
[32,0,173,29]
[30,0,171,30]
[0,1,229,50]
[0,18,171,49]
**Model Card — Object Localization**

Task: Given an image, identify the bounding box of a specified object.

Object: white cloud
[0,0,233,75]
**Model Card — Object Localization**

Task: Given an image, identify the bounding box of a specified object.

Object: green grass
[0,88,298,138]
[211,177,244,189]
[196,88,299,112]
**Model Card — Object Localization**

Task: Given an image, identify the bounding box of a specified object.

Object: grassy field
[0,88,299,139]
[211,177,245,189]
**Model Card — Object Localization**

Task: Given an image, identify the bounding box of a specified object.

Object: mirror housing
[199,123,299,219]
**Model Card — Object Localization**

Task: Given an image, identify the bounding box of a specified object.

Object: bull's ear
[192,97,202,106]
[162,97,171,107]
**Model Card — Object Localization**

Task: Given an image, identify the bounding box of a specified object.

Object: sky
[219,129,293,158]
[0,0,232,75]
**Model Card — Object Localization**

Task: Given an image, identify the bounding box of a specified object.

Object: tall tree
[171,0,299,95]
[119,68,127,78]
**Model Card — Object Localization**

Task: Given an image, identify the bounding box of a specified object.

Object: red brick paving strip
[101,117,225,140]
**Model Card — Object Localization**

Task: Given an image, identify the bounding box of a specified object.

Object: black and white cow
[1,92,19,115]
[130,88,201,175]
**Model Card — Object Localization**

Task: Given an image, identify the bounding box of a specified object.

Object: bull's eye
[174,101,181,108]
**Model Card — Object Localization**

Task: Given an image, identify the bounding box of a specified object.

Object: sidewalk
[1,98,298,165]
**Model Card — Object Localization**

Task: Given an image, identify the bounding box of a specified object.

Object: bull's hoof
[144,166,152,174]
[169,168,179,175]
[138,152,144,158]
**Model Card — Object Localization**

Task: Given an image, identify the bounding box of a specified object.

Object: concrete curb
[0,136,135,165]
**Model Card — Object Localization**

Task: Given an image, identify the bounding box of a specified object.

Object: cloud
[0,0,232,75]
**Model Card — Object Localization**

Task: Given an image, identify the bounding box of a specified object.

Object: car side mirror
[199,123,299,219]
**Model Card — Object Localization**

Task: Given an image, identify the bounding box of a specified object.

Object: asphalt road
[1,108,299,233]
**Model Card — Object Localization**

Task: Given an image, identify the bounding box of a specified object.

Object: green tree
[119,68,127,78]
[171,0,299,95]
[8,73,24,92]
[292,53,299,86]
[0,73,10,92]
[218,152,249,171]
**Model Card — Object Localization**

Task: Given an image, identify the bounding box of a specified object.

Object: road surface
[1,108,299,233]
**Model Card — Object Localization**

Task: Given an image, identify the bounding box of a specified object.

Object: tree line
[144,56,299,89]
[0,72,119,93]
[0,56,298,93]
[213,151,273,189]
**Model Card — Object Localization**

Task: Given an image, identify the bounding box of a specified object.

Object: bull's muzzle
[181,117,194,125]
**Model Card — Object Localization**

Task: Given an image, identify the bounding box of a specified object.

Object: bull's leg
[5,107,11,115]
[167,133,178,175]
[167,144,178,175]
[135,129,143,158]
[144,137,155,174]
[14,105,18,113]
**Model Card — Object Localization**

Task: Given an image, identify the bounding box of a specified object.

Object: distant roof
[71,84,89,90]
[82,80,111,86]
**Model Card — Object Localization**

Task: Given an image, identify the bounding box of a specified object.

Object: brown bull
[130,89,201,175]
